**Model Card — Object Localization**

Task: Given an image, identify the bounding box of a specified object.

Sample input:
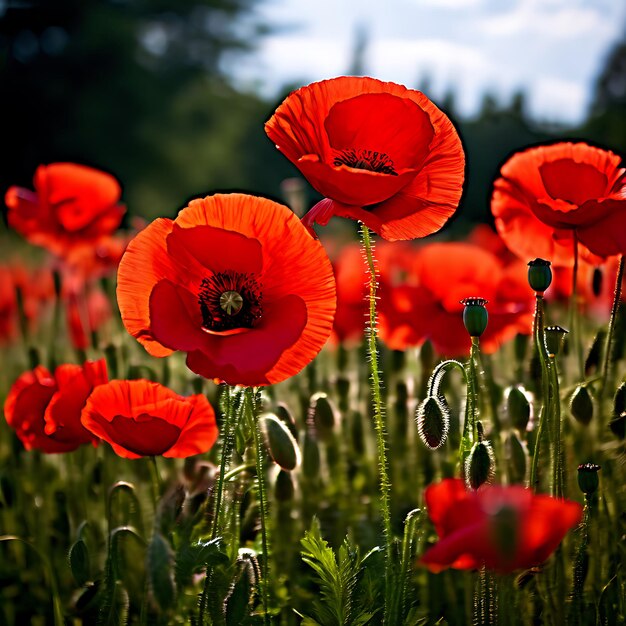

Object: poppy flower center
[333,149,398,176]
[198,271,262,332]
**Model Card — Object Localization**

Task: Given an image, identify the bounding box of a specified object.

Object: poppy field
[1,76,625,626]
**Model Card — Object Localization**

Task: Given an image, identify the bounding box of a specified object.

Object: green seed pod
[506,386,531,431]
[274,469,295,502]
[465,440,495,490]
[461,297,489,338]
[507,432,528,484]
[308,392,336,439]
[570,386,594,426]
[527,258,552,293]
[544,325,568,358]
[416,395,450,450]
[260,413,300,471]
[577,463,601,495]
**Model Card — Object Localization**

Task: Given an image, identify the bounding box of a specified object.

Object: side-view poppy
[265,76,465,241]
[5,163,125,257]
[81,379,218,459]
[3,359,108,453]
[117,193,336,386]
[492,142,626,264]
[420,478,582,573]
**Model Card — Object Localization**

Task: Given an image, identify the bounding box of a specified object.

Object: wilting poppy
[3,359,107,453]
[265,76,465,241]
[5,163,125,257]
[81,379,218,459]
[420,478,582,573]
[492,142,626,265]
[378,242,533,355]
[117,193,336,386]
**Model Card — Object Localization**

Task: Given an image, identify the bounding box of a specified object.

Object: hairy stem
[601,255,624,400]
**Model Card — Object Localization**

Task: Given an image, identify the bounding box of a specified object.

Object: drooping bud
[570,386,594,426]
[527,258,552,293]
[260,413,300,471]
[416,395,450,450]
[577,463,601,495]
[506,386,531,431]
[465,440,495,490]
[308,392,336,440]
[461,297,489,338]
[275,403,299,441]
[275,469,295,502]
[544,325,568,358]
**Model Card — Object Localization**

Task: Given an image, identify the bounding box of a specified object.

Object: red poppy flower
[378,242,533,355]
[66,287,112,350]
[265,76,465,241]
[3,359,107,453]
[420,478,582,573]
[492,142,626,265]
[116,193,336,386]
[5,163,125,257]
[81,379,218,459]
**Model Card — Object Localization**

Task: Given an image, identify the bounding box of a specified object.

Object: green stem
[601,255,624,400]
[460,339,480,472]
[569,498,591,625]
[250,388,271,625]
[399,509,422,620]
[148,456,162,508]
[548,356,564,498]
[359,224,394,615]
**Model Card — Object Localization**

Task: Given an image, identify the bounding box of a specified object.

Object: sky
[226,0,626,124]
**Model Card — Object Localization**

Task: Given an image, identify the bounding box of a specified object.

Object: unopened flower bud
[507,386,531,431]
[577,463,600,495]
[507,432,528,484]
[260,413,300,471]
[416,395,450,450]
[465,440,495,490]
[570,386,593,426]
[308,392,336,439]
[544,325,568,358]
[275,469,295,502]
[528,258,552,293]
[461,297,489,338]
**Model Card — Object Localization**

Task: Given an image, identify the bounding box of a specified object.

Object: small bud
[465,440,495,489]
[416,395,450,450]
[275,403,299,441]
[570,386,594,426]
[577,463,601,495]
[308,392,336,439]
[461,297,489,338]
[544,325,568,358]
[302,431,321,479]
[514,333,529,364]
[419,340,435,371]
[260,413,301,471]
[584,329,606,375]
[274,469,295,502]
[507,432,528,484]
[507,386,531,431]
[528,258,552,293]
[609,412,626,440]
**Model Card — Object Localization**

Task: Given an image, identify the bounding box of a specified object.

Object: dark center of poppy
[198,271,262,332]
[333,149,398,175]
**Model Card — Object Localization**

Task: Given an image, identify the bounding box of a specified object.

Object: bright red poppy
[492,142,626,265]
[420,478,582,573]
[265,76,465,241]
[5,163,125,257]
[81,379,218,459]
[378,242,533,355]
[116,193,336,386]
[3,359,107,453]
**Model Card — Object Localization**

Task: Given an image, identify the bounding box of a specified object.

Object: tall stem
[360,223,393,622]
[548,356,564,498]
[601,255,625,399]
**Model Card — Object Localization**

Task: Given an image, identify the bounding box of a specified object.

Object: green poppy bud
[507,432,528,484]
[584,329,605,375]
[544,325,568,358]
[527,258,552,293]
[416,395,450,450]
[260,413,300,471]
[570,386,594,426]
[461,297,489,338]
[302,430,321,478]
[465,440,495,489]
[275,469,295,502]
[308,392,336,439]
[506,386,531,431]
[577,463,600,495]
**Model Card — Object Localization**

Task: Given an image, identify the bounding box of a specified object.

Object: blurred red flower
[81,379,218,459]
[3,359,107,453]
[117,193,336,386]
[492,142,626,265]
[378,242,533,355]
[421,478,582,573]
[5,163,125,257]
[265,76,465,241]
[66,287,112,350]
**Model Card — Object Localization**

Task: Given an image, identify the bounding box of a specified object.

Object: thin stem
[569,497,591,625]
[148,456,162,508]
[601,255,625,399]
[360,223,394,619]
[548,356,564,498]
[570,233,585,379]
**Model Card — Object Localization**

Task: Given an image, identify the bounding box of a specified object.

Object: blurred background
[1,0,625,232]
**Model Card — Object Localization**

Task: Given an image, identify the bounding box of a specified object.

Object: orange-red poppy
[3,359,107,453]
[5,163,125,257]
[81,379,218,459]
[378,242,533,355]
[117,193,336,386]
[420,478,582,573]
[265,77,465,241]
[492,142,626,265]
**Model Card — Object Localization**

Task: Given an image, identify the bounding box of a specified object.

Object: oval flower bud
[460,297,489,338]
[416,395,450,450]
[308,392,336,440]
[465,440,495,490]
[527,258,552,294]
[260,413,301,471]
[506,386,531,431]
[570,385,593,426]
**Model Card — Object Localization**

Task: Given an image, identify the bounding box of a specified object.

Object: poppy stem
[601,255,624,400]
[148,456,162,507]
[570,496,591,622]
[547,355,564,498]
[359,223,394,620]
[570,233,585,379]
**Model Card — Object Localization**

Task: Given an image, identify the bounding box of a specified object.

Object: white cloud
[529,76,587,122]
[415,0,484,8]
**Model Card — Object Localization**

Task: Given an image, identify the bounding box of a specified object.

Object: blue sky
[226,0,626,124]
